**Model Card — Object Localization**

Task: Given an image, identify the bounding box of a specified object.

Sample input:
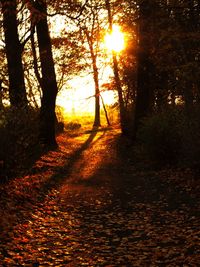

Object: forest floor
[0,126,200,266]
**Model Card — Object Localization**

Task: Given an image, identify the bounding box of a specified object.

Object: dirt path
[0,128,200,266]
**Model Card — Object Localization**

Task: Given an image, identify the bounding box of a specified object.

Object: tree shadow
[112,134,197,211]
[36,126,107,197]
[75,133,197,213]
[0,127,110,237]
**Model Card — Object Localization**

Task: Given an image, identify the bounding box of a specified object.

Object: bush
[0,107,40,180]
[137,107,200,166]
[138,109,181,164]
[56,121,65,133]
[65,122,81,131]
[180,108,200,165]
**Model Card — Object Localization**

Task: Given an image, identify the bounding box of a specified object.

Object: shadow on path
[36,127,107,199]
[110,134,198,211]
[0,127,109,233]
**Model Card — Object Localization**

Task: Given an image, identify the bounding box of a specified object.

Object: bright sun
[104,25,125,53]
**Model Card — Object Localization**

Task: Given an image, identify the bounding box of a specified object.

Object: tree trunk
[100,94,110,126]
[133,0,156,138]
[1,0,28,108]
[0,80,3,109]
[92,55,101,127]
[84,29,101,127]
[30,30,43,90]
[34,0,58,147]
[134,55,154,123]
[105,0,129,135]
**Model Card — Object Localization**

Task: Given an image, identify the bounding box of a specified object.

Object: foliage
[1,0,200,174]
[137,108,182,164]
[180,108,200,165]
[0,107,40,180]
[65,121,82,131]
[137,107,200,166]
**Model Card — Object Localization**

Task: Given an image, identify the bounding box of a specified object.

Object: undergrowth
[0,107,40,181]
[137,106,200,167]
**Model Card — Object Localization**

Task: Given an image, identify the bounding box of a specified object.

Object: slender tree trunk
[85,30,101,127]
[34,0,58,147]
[92,55,101,127]
[112,53,128,133]
[105,0,129,135]
[1,0,28,108]
[100,94,110,126]
[0,80,3,109]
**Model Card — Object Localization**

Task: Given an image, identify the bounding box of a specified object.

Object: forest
[0,0,200,265]
[0,0,200,177]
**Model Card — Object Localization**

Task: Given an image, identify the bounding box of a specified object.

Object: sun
[104,25,125,53]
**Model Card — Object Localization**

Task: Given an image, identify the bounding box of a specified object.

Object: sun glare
[104,25,125,53]
[56,74,116,116]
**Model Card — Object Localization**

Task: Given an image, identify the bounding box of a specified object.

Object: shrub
[0,107,40,180]
[180,108,200,165]
[137,108,182,165]
[65,122,81,131]
[137,107,200,166]
[56,121,65,133]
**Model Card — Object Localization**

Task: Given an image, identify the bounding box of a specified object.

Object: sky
[56,69,117,115]
[52,17,124,115]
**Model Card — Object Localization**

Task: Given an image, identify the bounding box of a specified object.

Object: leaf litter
[0,128,200,266]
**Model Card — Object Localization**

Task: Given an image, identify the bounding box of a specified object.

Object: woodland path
[0,127,200,266]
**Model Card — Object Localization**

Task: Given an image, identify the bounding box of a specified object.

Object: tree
[1,0,28,108]
[132,0,157,138]
[105,0,129,135]
[84,27,101,127]
[30,0,58,147]
[62,0,103,127]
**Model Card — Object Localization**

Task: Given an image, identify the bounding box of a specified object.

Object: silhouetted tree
[105,0,129,135]
[31,0,58,147]
[85,28,101,127]
[1,0,28,108]
[132,1,157,138]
